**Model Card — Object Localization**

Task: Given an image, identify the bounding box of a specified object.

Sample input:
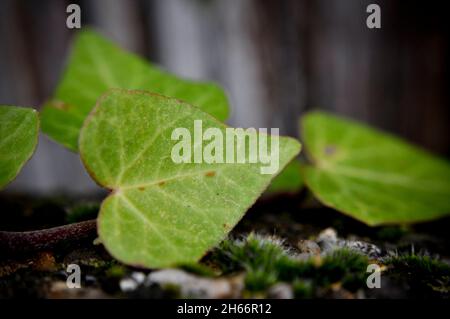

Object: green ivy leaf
[80,89,300,268]
[0,106,39,189]
[42,29,229,151]
[302,111,450,226]
[266,160,303,195]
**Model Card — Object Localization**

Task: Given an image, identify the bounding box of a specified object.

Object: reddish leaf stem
[0,219,97,255]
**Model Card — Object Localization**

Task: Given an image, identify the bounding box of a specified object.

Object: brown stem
[0,219,98,256]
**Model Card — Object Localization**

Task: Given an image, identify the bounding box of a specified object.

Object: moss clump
[388,254,449,272]
[105,264,127,278]
[385,254,450,296]
[275,255,315,281]
[211,233,370,295]
[211,233,291,291]
[292,279,313,298]
[319,249,369,289]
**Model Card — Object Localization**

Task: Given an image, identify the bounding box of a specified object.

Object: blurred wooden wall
[0,0,448,195]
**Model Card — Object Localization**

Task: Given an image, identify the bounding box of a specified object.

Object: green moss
[385,254,450,295]
[75,258,112,269]
[276,256,315,280]
[105,265,127,278]
[386,254,449,275]
[212,233,289,271]
[280,248,369,291]
[319,249,369,289]
[244,268,279,292]
[211,233,292,291]
[212,234,370,294]
[292,279,314,298]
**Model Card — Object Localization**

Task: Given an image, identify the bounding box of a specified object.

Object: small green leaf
[42,29,229,151]
[80,89,300,268]
[0,106,39,189]
[302,111,450,226]
[266,160,303,194]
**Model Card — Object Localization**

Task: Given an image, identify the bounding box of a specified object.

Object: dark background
[0,0,448,195]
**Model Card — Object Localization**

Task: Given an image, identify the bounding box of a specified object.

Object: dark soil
[0,192,449,299]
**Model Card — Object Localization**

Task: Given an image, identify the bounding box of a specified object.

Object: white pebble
[119,278,138,292]
[131,272,146,284]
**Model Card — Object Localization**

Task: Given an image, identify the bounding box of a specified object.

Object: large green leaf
[302,111,450,226]
[0,106,39,189]
[80,89,300,268]
[42,29,229,151]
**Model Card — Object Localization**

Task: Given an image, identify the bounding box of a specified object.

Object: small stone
[49,281,68,294]
[131,272,146,284]
[147,269,240,298]
[297,240,321,255]
[342,240,381,258]
[317,227,382,258]
[267,283,293,299]
[119,278,139,292]
[85,275,97,285]
[317,228,339,253]
[47,281,108,299]
[318,228,338,243]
